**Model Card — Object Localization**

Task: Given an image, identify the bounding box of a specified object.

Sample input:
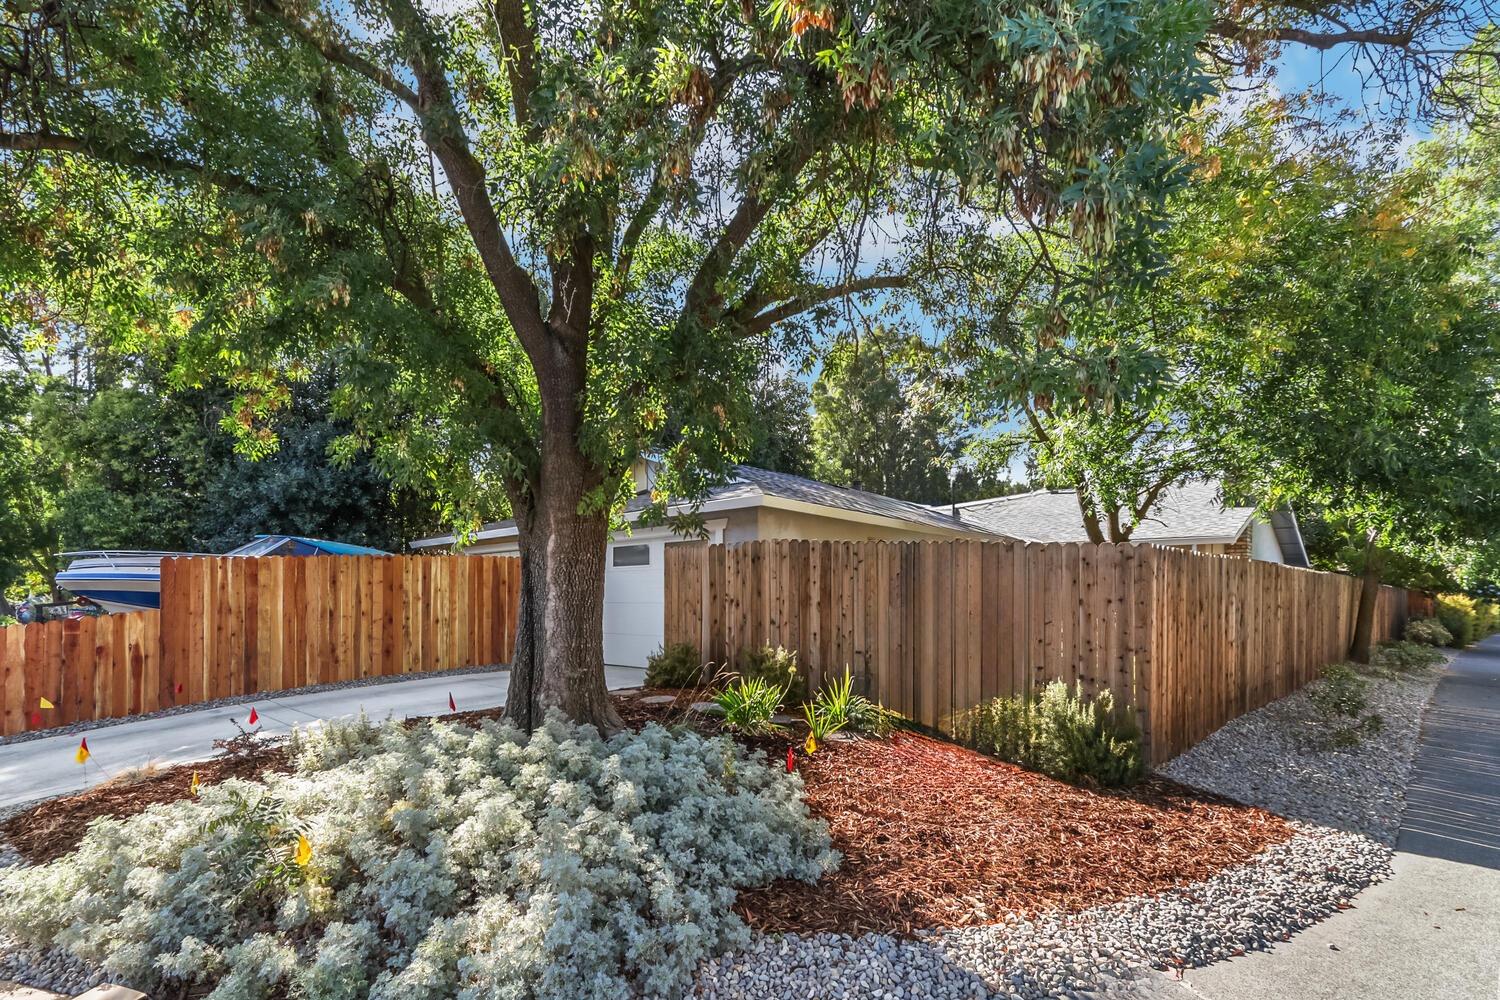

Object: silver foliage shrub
[0,714,835,1000]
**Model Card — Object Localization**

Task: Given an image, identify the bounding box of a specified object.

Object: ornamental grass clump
[0,714,835,1000]
[715,675,788,735]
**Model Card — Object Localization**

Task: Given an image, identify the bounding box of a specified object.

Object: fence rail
[1,555,519,737]
[664,539,1414,763]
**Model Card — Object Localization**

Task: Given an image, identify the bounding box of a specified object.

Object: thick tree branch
[378,0,549,356]
[1208,17,1414,50]
[731,273,911,337]
[257,1,421,110]
[0,130,266,196]
[491,0,541,138]
[682,141,817,324]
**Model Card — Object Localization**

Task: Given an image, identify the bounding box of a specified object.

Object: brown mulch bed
[1,688,1293,940]
[3,745,290,865]
[733,729,1294,936]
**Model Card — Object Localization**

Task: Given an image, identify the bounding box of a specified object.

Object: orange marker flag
[38,697,54,710]
[75,737,90,765]
[247,707,259,726]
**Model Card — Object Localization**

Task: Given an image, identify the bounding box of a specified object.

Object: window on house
[612,544,650,567]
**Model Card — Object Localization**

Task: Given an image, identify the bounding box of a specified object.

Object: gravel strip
[695,824,1389,1000]
[1159,658,1448,845]
[0,663,508,748]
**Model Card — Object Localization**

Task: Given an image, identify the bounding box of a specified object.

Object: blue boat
[56,535,390,613]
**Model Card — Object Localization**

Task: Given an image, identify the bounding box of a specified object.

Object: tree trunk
[1349,529,1385,664]
[500,333,624,735]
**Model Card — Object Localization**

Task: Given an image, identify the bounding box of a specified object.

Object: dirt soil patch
[2,689,1292,940]
[3,746,290,865]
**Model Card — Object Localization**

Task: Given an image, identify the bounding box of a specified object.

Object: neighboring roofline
[937,488,1058,511]
[945,488,1260,547]
[410,489,991,550]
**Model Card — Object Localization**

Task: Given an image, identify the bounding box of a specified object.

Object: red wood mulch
[2,745,290,865]
[734,730,1292,935]
[1,688,1292,939]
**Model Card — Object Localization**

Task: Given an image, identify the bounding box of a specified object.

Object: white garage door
[603,538,665,667]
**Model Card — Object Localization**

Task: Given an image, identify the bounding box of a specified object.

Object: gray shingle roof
[951,480,1255,544]
[412,465,985,547]
[727,466,988,533]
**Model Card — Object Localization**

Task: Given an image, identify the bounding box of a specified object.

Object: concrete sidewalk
[0,666,645,808]
[1174,635,1500,1000]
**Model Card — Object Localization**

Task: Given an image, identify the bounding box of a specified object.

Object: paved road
[1127,635,1500,1000]
[0,666,645,808]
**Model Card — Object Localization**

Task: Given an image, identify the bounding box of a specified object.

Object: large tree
[966,100,1500,659]
[0,0,1212,730]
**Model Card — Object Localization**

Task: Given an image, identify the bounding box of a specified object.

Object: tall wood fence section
[1,555,519,737]
[663,539,1414,763]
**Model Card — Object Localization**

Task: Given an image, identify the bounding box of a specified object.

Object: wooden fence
[664,539,1416,763]
[1,556,519,737]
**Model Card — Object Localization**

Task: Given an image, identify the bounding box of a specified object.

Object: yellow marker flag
[804,733,817,755]
[190,771,201,796]
[74,737,90,764]
[38,697,55,710]
[292,834,313,867]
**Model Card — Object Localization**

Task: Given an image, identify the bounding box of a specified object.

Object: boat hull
[54,572,162,613]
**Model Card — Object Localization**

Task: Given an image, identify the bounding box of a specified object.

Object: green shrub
[1433,593,1500,647]
[739,645,807,703]
[645,642,707,688]
[1371,640,1445,674]
[1309,663,1369,717]
[1308,663,1385,749]
[1403,617,1453,647]
[959,681,1143,788]
[714,676,787,735]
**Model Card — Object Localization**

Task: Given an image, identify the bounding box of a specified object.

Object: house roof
[946,480,1310,566]
[410,465,988,549]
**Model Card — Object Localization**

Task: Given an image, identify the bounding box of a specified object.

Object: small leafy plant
[811,669,855,729]
[740,645,807,703]
[1308,663,1384,749]
[199,786,313,895]
[715,676,788,735]
[645,642,707,688]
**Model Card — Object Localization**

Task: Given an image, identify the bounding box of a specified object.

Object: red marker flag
[247,707,259,726]
[448,692,456,712]
[175,682,184,695]
[29,710,42,728]
[785,746,796,773]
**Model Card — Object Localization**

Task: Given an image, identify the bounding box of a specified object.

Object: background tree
[811,325,968,503]
[0,0,1212,729]
[742,367,815,476]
